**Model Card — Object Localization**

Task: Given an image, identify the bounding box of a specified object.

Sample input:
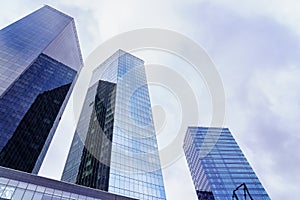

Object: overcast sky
[1,1,300,200]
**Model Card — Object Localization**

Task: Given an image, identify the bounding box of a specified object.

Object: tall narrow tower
[62,50,166,200]
[0,6,83,174]
[183,127,270,200]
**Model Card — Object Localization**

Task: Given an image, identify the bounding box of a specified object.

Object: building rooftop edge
[0,166,136,200]
[43,5,73,20]
[91,49,145,74]
[43,5,84,67]
[187,126,229,130]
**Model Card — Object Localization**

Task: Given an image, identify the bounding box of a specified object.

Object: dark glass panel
[0,54,76,172]
[0,83,71,172]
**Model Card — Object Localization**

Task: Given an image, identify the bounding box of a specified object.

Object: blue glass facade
[0,6,83,174]
[62,50,166,200]
[183,127,270,200]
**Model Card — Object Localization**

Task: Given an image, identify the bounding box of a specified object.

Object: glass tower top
[0,5,82,96]
[62,50,166,200]
[183,127,270,200]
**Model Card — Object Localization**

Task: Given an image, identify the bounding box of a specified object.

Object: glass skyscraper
[62,50,166,200]
[183,127,270,200]
[0,6,83,174]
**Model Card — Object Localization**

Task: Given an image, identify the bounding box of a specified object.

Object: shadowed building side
[0,83,72,172]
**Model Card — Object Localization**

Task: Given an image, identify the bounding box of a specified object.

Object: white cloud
[210,0,300,37]
[252,66,300,127]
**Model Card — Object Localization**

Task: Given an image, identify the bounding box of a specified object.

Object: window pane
[36,186,45,193]
[0,178,9,185]
[8,180,19,187]
[1,186,15,199]
[52,195,61,200]
[12,188,25,200]
[0,185,5,197]
[41,194,52,200]
[27,184,37,191]
[18,182,28,189]
[22,190,34,200]
[44,188,54,195]
[32,192,43,200]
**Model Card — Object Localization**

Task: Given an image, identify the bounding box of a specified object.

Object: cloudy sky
[1,1,300,199]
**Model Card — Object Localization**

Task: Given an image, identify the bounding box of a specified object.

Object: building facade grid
[184,127,270,200]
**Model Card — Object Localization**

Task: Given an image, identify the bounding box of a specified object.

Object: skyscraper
[183,127,270,200]
[0,6,83,174]
[62,50,166,200]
